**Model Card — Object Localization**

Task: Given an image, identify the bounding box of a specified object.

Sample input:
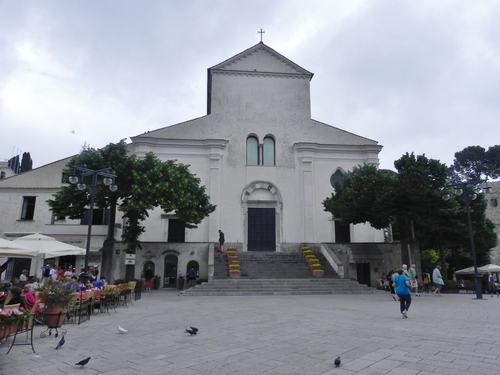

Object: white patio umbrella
[13,233,86,258]
[0,238,39,258]
[454,266,476,275]
[477,264,500,273]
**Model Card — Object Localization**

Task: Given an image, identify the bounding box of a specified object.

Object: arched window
[246,136,259,165]
[330,170,344,188]
[262,136,275,166]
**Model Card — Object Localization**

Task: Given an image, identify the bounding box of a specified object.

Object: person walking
[144,267,154,290]
[402,264,409,277]
[393,269,412,318]
[387,269,398,301]
[488,272,499,297]
[187,267,197,288]
[408,264,420,296]
[422,270,431,293]
[41,264,51,284]
[218,229,225,252]
[432,265,444,296]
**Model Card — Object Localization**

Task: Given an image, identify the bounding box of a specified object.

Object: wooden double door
[248,208,275,251]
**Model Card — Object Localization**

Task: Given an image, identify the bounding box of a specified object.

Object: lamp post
[69,166,118,275]
[441,179,491,300]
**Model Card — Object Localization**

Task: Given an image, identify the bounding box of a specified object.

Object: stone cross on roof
[258,28,265,42]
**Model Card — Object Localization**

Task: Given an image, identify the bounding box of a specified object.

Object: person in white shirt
[49,265,58,280]
[19,269,29,283]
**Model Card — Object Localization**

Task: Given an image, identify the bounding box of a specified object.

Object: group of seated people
[4,285,42,313]
[65,275,108,292]
[2,275,108,318]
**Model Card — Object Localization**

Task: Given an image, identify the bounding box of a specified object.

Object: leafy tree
[8,155,20,173]
[47,141,216,281]
[420,249,439,273]
[451,145,500,181]
[323,153,449,266]
[20,152,33,172]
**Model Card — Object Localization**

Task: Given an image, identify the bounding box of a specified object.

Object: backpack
[43,267,51,277]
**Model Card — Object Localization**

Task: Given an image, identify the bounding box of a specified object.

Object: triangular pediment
[210,42,313,78]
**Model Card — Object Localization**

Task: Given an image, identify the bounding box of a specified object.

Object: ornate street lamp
[441,179,490,300]
[69,166,118,275]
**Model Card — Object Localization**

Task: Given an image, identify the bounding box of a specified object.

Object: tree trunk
[439,247,447,281]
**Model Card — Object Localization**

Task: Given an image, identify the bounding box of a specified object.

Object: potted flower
[0,307,30,338]
[100,285,120,298]
[37,279,74,328]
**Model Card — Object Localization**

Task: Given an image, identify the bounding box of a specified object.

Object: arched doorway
[143,261,155,275]
[163,254,178,288]
[186,260,199,276]
[241,181,282,251]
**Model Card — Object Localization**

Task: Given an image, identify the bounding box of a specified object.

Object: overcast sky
[1,0,499,171]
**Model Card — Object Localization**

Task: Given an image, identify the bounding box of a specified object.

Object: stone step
[181,290,377,296]
[180,278,376,296]
[203,249,366,296]
[214,251,338,279]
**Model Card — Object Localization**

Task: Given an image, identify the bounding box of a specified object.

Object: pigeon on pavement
[334,357,341,367]
[185,329,197,335]
[75,357,91,367]
[190,326,199,332]
[118,325,128,333]
[55,335,65,350]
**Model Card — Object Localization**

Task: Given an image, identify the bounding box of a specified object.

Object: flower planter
[17,322,25,333]
[312,270,324,277]
[228,258,239,264]
[8,324,17,336]
[229,272,240,278]
[44,306,67,328]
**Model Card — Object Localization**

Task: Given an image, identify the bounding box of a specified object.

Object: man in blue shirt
[393,269,412,318]
[93,276,106,289]
[66,276,81,293]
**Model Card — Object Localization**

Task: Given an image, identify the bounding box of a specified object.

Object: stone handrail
[319,243,344,278]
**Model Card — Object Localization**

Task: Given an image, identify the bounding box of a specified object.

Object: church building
[0,42,401,286]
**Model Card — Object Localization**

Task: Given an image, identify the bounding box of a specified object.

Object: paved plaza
[1,289,499,375]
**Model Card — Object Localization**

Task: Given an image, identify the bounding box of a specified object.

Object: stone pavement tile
[466,366,500,375]
[359,351,392,361]
[369,359,404,371]
[385,368,420,375]
[450,348,499,360]
[399,362,438,372]
[419,358,469,371]
[350,369,386,375]
[432,365,473,375]
[452,358,500,371]
[340,358,374,371]
[260,363,303,374]
[386,354,420,363]
[484,357,500,366]
[275,353,321,367]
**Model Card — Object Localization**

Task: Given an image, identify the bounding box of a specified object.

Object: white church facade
[0,42,402,286]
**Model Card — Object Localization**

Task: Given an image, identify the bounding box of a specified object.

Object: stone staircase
[181,251,376,296]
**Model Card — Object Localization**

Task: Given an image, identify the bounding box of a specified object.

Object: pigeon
[190,326,199,333]
[118,325,128,333]
[334,357,341,367]
[185,329,197,335]
[75,357,91,367]
[55,335,65,350]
